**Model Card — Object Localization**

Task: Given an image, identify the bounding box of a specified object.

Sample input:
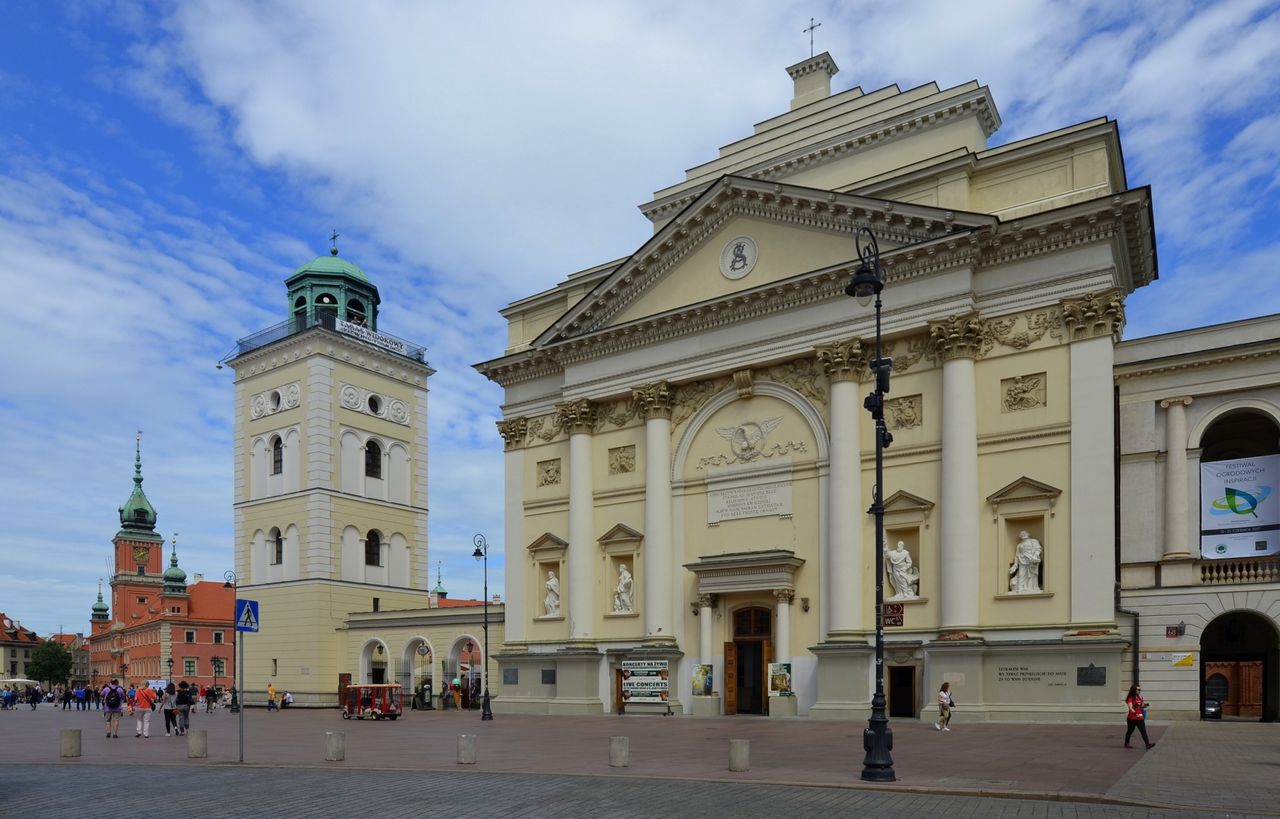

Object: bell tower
[110,433,165,623]
[224,244,434,706]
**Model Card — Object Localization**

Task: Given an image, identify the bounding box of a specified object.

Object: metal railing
[1199,555,1280,585]
[229,311,427,362]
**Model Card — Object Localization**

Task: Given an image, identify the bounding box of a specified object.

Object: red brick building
[88,438,235,691]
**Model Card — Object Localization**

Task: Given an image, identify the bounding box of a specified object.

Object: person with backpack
[101,678,126,738]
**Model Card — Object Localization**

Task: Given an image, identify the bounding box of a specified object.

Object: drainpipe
[1114,384,1140,684]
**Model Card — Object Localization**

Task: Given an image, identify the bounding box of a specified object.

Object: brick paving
[1,704,1274,815]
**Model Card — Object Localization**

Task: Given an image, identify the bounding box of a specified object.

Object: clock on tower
[133,546,150,567]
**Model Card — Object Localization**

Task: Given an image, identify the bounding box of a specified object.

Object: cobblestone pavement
[2,705,1275,815]
[1,766,1236,818]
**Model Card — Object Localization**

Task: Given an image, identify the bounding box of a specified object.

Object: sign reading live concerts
[621,660,669,704]
[1200,454,1280,559]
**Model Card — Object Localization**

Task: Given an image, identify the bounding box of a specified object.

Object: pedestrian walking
[1124,684,1155,749]
[101,679,126,738]
[175,681,193,734]
[133,683,157,738]
[934,681,955,731]
[267,682,278,712]
[161,682,178,736]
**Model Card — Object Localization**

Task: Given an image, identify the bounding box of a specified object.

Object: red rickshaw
[341,683,403,720]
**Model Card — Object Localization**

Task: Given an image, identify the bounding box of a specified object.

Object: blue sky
[2,0,1278,636]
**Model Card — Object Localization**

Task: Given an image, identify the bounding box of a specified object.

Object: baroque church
[476,53,1162,720]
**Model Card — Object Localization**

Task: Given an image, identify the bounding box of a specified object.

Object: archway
[358,638,390,684]
[1201,610,1278,722]
[445,636,482,709]
[400,637,434,709]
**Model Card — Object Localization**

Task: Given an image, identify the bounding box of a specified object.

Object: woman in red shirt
[1124,684,1154,749]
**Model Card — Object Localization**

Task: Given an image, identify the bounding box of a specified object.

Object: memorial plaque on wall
[1076,664,1106,686]
[541,669,556,685]
[707,480,793,523]
[503,668,519,686]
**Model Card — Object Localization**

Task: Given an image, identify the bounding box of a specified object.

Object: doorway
[1201,610,1277,721]
[888,666,917,718]
[726,606,772,715]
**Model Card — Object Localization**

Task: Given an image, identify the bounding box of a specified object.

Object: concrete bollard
[325,731,346,762]
[728,738,750,772]
[457,734,477,765]
[187,729,208,759]
[59,729,81,759]
[609,736,629,768]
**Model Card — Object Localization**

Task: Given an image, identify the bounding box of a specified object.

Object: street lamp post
[225,570,243,763]
[846,226,896,782]
[120,663,128,687]
[472,534,494,721]
[167,656,174,687]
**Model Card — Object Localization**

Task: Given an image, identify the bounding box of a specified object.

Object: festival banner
[1200,454,1280,559]
[621,659,669,704]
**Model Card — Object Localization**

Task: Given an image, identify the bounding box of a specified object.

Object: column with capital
[556,400,598,643]
[1161,397,1193,559]
[697,593,714,672]
[633,382,677,643]
[815,339,868,639]
[497,417,528,646]
[774,589,795,662]
[929,314,985,632]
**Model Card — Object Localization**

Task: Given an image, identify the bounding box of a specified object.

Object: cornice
[232,327,434,385]
[1114,343,1280,380]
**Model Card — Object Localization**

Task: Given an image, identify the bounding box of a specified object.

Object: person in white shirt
[935,681,955,731]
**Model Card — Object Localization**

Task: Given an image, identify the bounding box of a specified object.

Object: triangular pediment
[526,532,568,557]
[987,476,1062,506]
[533,176,994,348]
[597,523,643,546]
[883,490,935,516]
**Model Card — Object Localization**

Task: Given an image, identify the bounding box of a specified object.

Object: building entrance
[725,606,772,715]
[1201,611,1278,721]
[888,666,917,718]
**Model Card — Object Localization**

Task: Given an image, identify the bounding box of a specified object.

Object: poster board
[691,664,713,697]
[768,662,792,696]
[621,659,668,704]
[1200,455,1280,558]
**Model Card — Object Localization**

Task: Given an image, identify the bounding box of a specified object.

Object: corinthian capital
[632,381,676,420]
[1061,290,1125,342]
[815,338,870,383]
[496,417,528,450]
[928,312,987,362]
[555,399,598,434]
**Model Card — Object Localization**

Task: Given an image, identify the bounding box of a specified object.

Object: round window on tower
[368,394,382,415]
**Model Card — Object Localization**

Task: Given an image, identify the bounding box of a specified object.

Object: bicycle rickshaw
[341,683,403,720]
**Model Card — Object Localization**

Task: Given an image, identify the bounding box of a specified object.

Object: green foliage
[27,640,73,686]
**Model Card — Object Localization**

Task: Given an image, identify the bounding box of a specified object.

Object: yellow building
[477,54,1156,720]
[225,248,436,706]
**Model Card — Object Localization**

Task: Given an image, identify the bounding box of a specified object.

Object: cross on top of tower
[330,229,340,256]
[804,17,822,58]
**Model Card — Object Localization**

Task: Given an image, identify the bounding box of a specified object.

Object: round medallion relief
[719,236,758,280]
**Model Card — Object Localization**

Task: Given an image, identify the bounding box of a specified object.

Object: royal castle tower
[225,246,434,706]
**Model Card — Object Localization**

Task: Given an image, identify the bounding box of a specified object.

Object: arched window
[293,296,307,329]
[270,528,283,565]
[1201,411,1280,463]
[365,440,382,479]
[365,531,382,566]
[270,436,283,476]
[316,293,338,326]
[346,298,366,326]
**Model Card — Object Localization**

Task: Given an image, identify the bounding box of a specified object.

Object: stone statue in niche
[612,563,634,613]
[544,570,561,616]
[884,540,920,600]
[1008,531,1043,593]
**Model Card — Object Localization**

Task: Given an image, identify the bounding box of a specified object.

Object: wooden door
[762,639,773,716]
[614,668,625,714]
[723,642,738,714]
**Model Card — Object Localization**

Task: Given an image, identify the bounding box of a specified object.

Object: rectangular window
[272,659,278,677]
[24,649,29,659]
[184,659,196,676]
[212,657,226,676]
[185,630,196,643]
[137,596,147,604]
[213,631,224,645]
[8,662,14,675]
[372,597,380,612]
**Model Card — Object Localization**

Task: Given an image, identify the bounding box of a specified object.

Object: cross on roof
[804,17,821,58]
[330,229,340,256]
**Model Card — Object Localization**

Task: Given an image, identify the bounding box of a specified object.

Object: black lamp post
[471,533,494,721]
[846,226,896,782]
[167,656,174,686]
[224,569,243,765]
[120,662,128,685]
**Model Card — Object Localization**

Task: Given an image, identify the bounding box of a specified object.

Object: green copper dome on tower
[91,582,109,621]
[163,535,187,594]
[117,433,161,541]
[284,238,382,332]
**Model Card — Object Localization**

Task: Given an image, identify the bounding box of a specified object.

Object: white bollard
[609,736,629,768]
[457,734,477,764]
[187,729,208,758]
[728,738,750,772]
[59,729,81,759]
[325,731,346,762]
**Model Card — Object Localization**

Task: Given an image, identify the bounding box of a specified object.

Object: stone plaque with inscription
[708,481,792,523]
[1076,664,1106,686]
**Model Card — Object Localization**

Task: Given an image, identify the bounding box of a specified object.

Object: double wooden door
[724,638,772,715]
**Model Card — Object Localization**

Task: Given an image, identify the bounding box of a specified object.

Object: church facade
[477,54,1157,720]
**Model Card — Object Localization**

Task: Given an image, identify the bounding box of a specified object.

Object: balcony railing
[1199,555,1280,585]
[230,311,427,363]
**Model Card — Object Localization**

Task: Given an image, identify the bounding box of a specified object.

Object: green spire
[432,560,447,596]
[163,533,187,594]
[117,431,159,538]
[91,581,109,620]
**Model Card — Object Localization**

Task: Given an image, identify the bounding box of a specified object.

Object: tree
[27,640,73,687]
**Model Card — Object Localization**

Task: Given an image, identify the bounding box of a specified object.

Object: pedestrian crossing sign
[235,599,260,632]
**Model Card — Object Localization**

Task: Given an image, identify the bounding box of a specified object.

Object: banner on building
[1200,454,1280,559]
[621,660,668,704]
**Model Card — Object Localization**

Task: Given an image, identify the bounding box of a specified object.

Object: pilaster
[500,417,529,646]
[1160,397,1193,559]
[557,400,598,643]
[633,382,676,644]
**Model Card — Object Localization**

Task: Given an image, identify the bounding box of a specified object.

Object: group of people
[931,680,1156,749]
[98,678,203,738]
